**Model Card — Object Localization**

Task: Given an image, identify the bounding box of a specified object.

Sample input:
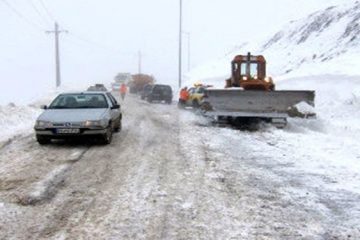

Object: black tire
[192,100,200,108]
[36,135,51,145]
[147,96,153,103]
[178,100,185,109]
[101,126,113,144]
[114,119,122,132]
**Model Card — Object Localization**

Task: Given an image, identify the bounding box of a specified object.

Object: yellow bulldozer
[225,53,275,91]
[201,53,315,127]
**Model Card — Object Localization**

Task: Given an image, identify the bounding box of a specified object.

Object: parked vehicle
[146,84,172,104]
[111,82,121,91]
[114,72,132,84]
[87,84,108,92]
[140,84,153,100]
[186,84,211,108]
[34,92,122,145]
[202,52,315,128]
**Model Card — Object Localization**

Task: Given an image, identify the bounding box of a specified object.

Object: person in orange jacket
[120,83,127,100]
[178,87,189,108]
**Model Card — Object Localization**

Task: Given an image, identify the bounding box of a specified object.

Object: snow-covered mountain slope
[188,0,360,85]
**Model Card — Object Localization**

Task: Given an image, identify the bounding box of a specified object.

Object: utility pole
[138,50,142,74]
[46,22,67,88]
[183,31,191,72]
[179,0,183,88]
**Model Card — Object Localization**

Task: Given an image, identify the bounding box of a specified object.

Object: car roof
[59,91,110,95]
[153,84,171,87]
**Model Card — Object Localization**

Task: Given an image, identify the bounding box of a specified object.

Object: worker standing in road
[178,87,189,108]
[120,83,127,100]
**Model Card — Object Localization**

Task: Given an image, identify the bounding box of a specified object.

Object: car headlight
[83,120,106,127]
[84,120,101,127]
[36,120,52,128]
[242,76,248,81]
[264,77,271,83]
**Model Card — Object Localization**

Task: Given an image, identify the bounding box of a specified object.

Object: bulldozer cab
[227,52,273,91]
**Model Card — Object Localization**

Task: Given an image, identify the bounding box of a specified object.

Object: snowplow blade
[202,89,315,118]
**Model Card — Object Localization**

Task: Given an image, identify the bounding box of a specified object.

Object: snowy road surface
[0,94,359,240]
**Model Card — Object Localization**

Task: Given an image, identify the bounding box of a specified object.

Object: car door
[106,93,121,123]
[194,87,205,101]
[151,86,161,100]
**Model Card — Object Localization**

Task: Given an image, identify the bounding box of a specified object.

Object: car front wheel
[101,126,113,144]
[36,135,51,145]
[147,96,153,103]
[114,119,122,132]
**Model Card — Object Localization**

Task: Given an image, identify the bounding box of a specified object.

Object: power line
[32,0,136,57]
[67,32,135,56]
[0,0,45,31]
[28,0,52,26]
[38,0,56,22]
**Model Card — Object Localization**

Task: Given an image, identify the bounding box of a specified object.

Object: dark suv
[141,84,153,100]
[146,84,173,104]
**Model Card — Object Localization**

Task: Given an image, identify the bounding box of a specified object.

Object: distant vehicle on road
[34,91,122,145]
[186,84,211,108]
[146,84,172,104]
[111,82,121,92]
[87,84,108,92]
[114,72,132,84]
[140,84,153,100]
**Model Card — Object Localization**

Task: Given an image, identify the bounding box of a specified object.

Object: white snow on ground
[292,101,316,115]
[279,75,360,193]
[0,104,41,143]
[0,91,359,239]
[179,100,360,238]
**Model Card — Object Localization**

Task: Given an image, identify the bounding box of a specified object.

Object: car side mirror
[40,105,48,110]
[111,104,120,109]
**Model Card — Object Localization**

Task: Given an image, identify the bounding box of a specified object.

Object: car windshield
[49,94,109,109]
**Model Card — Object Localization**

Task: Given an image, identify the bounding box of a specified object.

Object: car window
[106,93,118,106]
[163,86,172,93]
[197,87,205,94]
[153,86,161,93]
[49,94,109,109]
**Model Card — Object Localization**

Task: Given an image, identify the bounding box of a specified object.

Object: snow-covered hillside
[188,0,360,84]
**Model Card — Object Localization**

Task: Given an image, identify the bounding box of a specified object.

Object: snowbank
[0,104,41,143]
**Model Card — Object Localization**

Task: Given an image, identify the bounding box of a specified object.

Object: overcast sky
[0,0,348,104]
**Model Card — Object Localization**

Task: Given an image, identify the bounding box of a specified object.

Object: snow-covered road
[0,93,359,240]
